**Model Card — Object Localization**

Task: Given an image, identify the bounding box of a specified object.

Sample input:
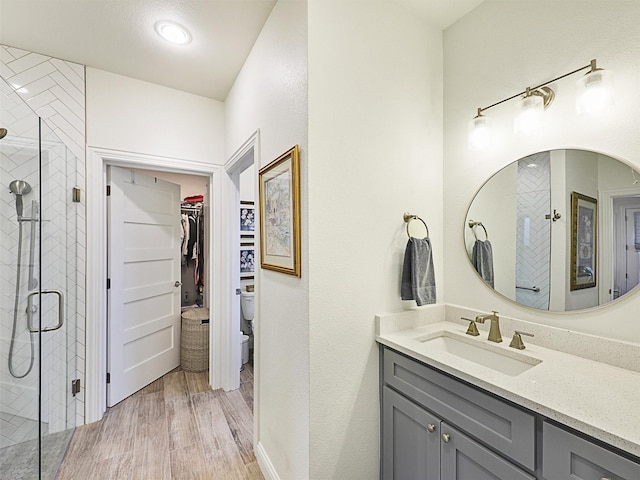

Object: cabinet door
[543,422,640,480]
[382,386,440,480]
[440,423,536,480]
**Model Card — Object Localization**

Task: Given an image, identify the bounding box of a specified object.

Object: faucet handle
[461,317,480,336]
[509,331,534,350]
[491,310,499,316]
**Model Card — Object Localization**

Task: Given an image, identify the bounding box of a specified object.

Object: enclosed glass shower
[0,77,80,478]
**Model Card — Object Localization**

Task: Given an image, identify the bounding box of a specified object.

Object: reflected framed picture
[258,145,301,277]
[240,201,255,234]
[570,191,597,291]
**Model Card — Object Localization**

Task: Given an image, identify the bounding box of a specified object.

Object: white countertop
[376,316,640,459]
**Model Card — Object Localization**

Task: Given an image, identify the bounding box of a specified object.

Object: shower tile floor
[0,422,73,480]
[0,412,42,448]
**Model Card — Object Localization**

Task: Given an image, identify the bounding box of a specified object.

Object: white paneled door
[107,166,181,406]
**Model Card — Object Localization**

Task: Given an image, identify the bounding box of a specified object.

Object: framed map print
[570,191,597,291]
[258,145,301,277]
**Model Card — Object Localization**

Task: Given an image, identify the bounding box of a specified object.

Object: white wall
[240,165,255,203]
[308,2,443,478]
[224,1,309,479]
[444,0,640,340]
[465,162,517,299]
[549,150,567,310]
[86,68,225,164]
[565,150,598,310]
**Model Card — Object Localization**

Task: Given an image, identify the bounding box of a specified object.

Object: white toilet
[240,290,255,333]
[240,290,255,366]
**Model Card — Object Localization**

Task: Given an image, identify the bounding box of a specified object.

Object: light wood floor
[56,363,263,480]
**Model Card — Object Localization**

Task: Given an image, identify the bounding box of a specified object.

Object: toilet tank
[240,291,254,320]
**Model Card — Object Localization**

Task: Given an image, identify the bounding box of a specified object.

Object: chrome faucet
[474,311,502,343]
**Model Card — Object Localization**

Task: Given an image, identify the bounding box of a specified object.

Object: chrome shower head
[0,128,7,140]
[9,180,31,217]
[9,180,31,196]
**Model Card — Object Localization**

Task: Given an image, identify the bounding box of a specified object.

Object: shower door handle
[26,290,65,333]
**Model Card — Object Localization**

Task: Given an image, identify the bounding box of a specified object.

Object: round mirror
[464,149,640,312]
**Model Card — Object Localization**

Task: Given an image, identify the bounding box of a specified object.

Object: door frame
[85,146,229,422]
[225,130,261,447]
[599,186,640,304]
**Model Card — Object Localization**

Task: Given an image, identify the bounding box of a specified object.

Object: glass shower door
[0,78,77,478]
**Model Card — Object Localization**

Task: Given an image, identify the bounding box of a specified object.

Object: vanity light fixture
[154,20,192,45]
[468,59,612,150]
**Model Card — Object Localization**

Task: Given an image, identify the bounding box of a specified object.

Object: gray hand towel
[472,239,494,288]
[401,237,436,306]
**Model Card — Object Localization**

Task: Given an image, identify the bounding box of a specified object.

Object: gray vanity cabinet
[382,386,534,480]
[542,422,640,480]
[381,346,536,480]
[380,345,640,480]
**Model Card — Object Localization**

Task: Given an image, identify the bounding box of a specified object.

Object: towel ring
[403,212,429,239]
[468,220,488,241]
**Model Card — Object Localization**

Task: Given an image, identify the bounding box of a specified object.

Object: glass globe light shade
[515,93,544,134]
[468,114,492,151]
[576,69,613,115]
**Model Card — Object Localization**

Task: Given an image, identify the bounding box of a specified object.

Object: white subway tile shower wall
[0,44,86,430]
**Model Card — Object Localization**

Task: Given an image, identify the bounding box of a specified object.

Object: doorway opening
[613,195,640,298]
[224,130,260,446]
[85,147,230,423]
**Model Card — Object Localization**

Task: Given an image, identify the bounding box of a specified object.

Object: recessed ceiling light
[154,20,192,45]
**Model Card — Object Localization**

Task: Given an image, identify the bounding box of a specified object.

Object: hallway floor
[56,363,262,479]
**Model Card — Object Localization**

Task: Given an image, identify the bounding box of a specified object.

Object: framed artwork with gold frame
[258,145,301,277]
[570,191,597,291]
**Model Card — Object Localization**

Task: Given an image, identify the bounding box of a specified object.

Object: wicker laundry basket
[181,307,209,372]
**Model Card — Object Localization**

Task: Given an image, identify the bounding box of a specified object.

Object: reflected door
[613,201,640,297]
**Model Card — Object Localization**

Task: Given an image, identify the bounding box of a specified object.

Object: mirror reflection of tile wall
[516,152,551,310]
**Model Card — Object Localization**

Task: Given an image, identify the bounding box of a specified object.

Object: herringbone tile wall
[516,152,551,310]
[0,44,86,443]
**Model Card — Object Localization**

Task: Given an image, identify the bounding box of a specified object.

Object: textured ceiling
[0,0,483,101]
[0,0,277,101]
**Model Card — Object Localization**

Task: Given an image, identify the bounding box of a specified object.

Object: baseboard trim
[256,441,280,480]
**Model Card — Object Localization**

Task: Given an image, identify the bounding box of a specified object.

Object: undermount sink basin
[416,331,542,376]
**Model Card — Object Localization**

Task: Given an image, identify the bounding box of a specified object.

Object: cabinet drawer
[543,422,640,480]
[383,347,536,470]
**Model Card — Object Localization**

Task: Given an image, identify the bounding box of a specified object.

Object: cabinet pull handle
[427,424,436,433]
[441,433,450,443]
